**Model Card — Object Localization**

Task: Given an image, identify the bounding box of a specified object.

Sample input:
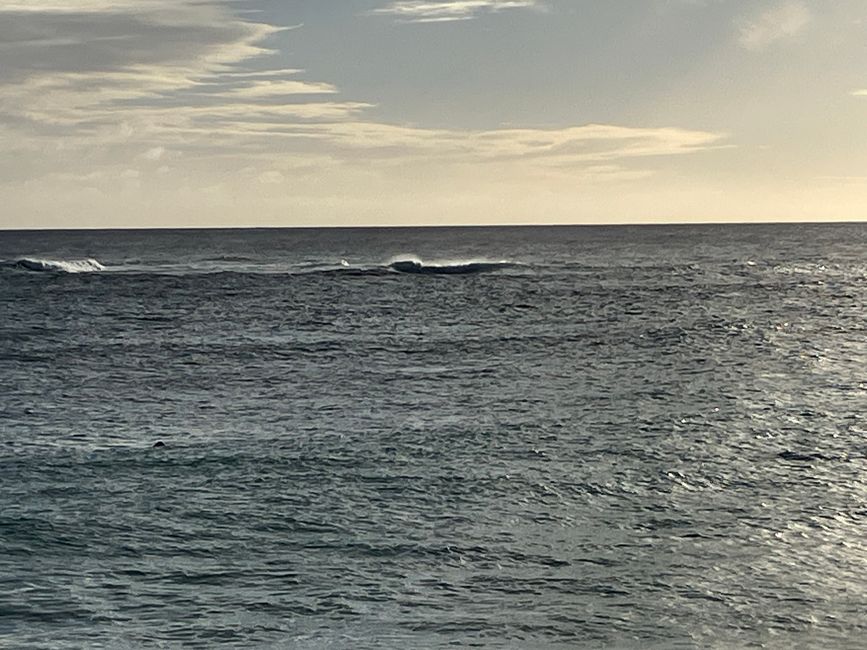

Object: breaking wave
[4,258,106,273]
[387,257,516,275]
[0,255,521,277]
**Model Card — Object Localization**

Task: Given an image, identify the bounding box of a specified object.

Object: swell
[387,257,517,275]
[1,258,105,274]
[1,256,520,277]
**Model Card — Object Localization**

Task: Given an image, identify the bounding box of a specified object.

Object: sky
[2,0,867,228]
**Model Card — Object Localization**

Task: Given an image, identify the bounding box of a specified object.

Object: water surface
[1,224,865,648]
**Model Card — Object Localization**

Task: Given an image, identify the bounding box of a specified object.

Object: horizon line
[2,219,865,234]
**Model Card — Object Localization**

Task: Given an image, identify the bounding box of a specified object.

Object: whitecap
[12,258,105,273]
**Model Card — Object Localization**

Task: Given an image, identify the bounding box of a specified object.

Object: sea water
[1,224,865,648]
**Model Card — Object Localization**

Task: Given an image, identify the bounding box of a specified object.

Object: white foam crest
[386,254,513,267]
[386,255,518,275]
[15,258,105,273]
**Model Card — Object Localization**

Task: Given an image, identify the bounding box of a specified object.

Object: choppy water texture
[1,224,866,649]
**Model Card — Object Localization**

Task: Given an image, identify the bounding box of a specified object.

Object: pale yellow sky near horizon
[1,0,867,228]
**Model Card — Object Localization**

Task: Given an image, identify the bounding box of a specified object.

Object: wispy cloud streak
[372,0,540,23]
[738,1,811,51]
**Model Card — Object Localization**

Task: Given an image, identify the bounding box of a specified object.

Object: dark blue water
[1,224,865,648]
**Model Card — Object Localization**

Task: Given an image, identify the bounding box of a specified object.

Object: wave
[3,258,106,273]
[201,255,256,263]
[0,255,521,277]
[387,257,516,275]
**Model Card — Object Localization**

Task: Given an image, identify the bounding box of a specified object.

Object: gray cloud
[0,2,351,146]
[0,5,276,83]
[0,16,246,79]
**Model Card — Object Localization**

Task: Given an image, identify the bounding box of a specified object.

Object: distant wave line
[1,256,522,277]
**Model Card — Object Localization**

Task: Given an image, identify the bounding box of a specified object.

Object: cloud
[0,2,358,145]
[0,4,277,83]
[141,146,166,161]
[0,0,723,169]
[221,80,338,98]
[273,122,726,165]
[257,170,285,184]
[738,1,811,51]
[0,1,165,10]
[372,0,541,23]
[0,0,726,222]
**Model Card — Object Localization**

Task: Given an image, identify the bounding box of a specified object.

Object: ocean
[1,224,865,649]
